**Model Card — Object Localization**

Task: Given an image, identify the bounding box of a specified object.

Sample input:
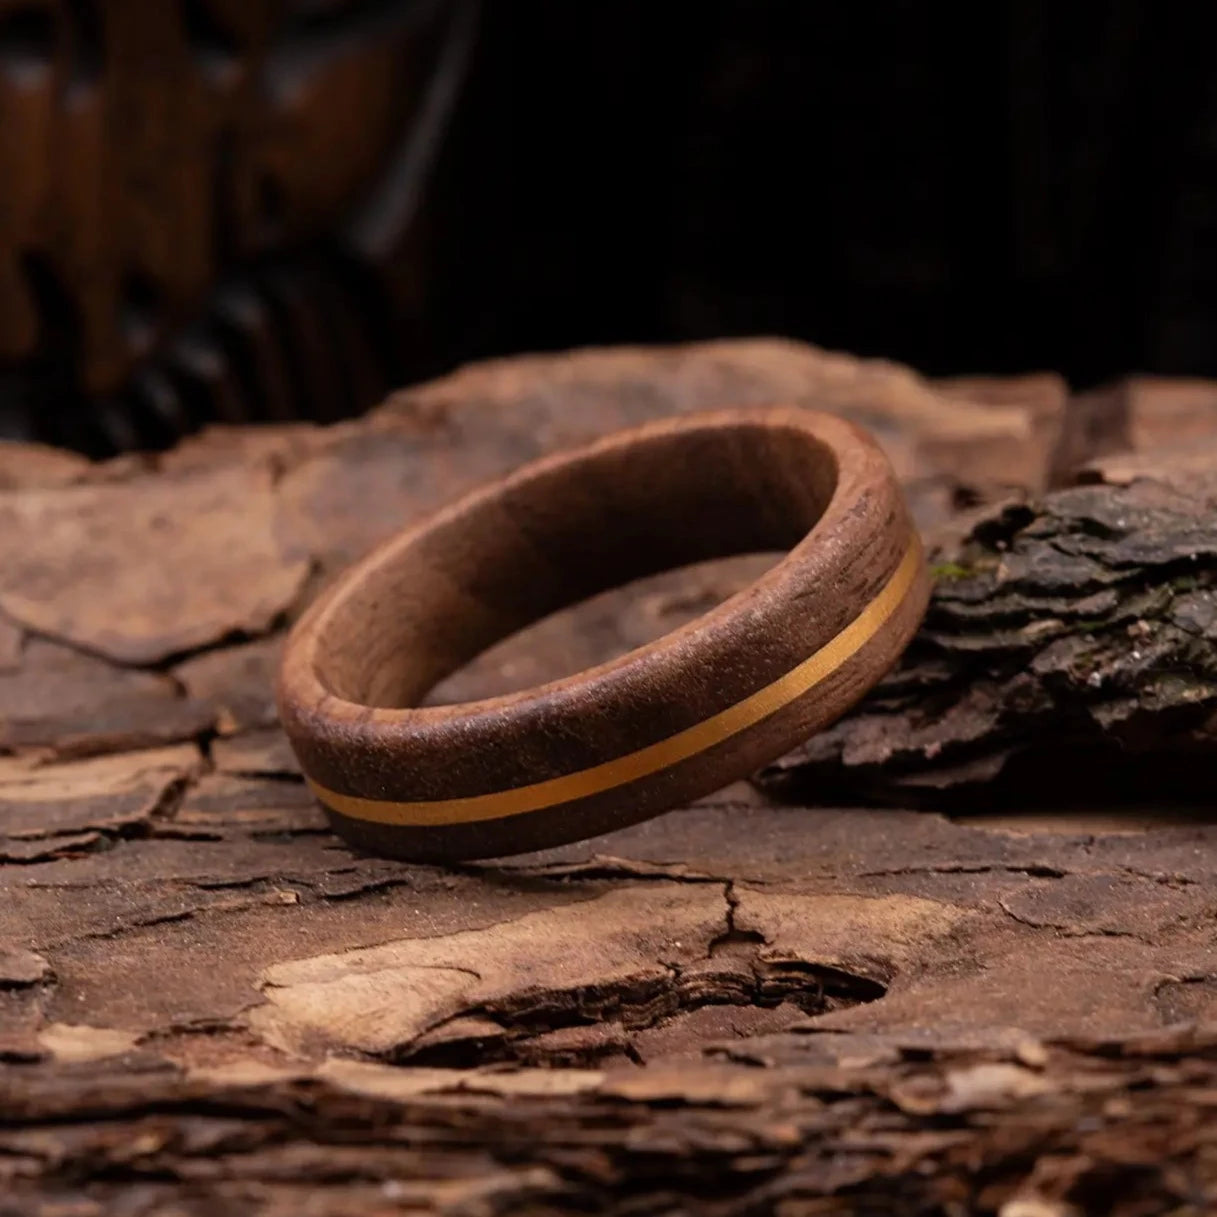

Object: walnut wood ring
[278,408,931,861]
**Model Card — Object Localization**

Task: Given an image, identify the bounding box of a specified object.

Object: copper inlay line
[308,534,924,827]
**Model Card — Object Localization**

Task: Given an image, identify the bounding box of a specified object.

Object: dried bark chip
[157,422,326,475]
[36,1022,140,1064]
[808,932,1214,1043]
[173,635,285,734]
[371,340,1048,533]
[0,744,201,841]
[0,639,214,757]
[0,832,103,862]
[1054,375,1217,485]
[934,372,1069,496]
[1051,382,1131,485]
[251,884,732,1056]
[274,426,523,580]
[270,344,1057,596]
[1080,437,1217,499]
[317,1058,605,1102]
[1123,376,1217,452]
[210,729,300,778]
[0,463,310,665]
[761,472,1217,802]
[997,872,1214,937]
[0,617,21,673]
[173,772,322,837]
[0,948,52,987]
[0,439,91,490]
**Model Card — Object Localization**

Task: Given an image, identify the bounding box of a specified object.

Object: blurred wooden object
[0,0,476,452]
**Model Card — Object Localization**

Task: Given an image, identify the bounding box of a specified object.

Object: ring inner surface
[315,422,839,710]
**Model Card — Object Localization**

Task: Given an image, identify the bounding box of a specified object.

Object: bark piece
[0,440,91,490]
[173,636,285,735]
[157,422,326,475]
[271,341,1055,593]
[0,640,214,758]
[0,745,200,842]
[0,617,22,672]
[0,949,51,987]
[173,772,322,838]
[251,884,735,1056]
[761,472,1217,804]
[4,1038,1217,1215]
[35,1023,139,1065]
[250,884,962,1061]
[210,729,300,779]
[0,463,310,665]
[1053,374,1217,484]
[1080,435,1217,496]
[0,832,103,863]
[935,371,1069,498]
[370,339,1052,535]
[1116,375,1217,453]
[1050,382,1132,485]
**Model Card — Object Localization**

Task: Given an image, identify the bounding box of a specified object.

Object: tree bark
[2,341,1216,1216]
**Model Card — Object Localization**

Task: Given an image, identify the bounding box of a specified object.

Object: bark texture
[2,341,1217,1216]
[762,473,1217,807]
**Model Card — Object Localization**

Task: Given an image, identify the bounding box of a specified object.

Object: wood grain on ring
[278,408,931,860]
[306,538,922,826]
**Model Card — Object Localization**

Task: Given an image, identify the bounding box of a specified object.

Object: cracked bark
[3,343,1217,1215]
[759,474,1217,809]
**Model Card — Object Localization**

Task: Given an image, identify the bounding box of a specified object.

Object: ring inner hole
[315,422,839,708]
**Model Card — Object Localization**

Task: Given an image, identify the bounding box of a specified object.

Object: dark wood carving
[0,0,476,453]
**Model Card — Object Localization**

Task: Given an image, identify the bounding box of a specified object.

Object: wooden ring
[278,408,931,861]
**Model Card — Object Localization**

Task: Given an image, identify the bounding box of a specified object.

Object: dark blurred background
[6,0,1217,453]
[433,2,1217,384]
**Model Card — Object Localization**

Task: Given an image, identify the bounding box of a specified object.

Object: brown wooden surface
[2,339,1217,1215]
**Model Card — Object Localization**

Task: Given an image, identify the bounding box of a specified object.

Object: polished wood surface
[278,408,930,860]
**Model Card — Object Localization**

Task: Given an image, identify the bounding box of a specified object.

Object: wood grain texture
[278,410,930,859]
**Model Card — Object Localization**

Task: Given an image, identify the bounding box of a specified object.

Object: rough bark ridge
[2,340,1217,1216]
[763,474,1217,807]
